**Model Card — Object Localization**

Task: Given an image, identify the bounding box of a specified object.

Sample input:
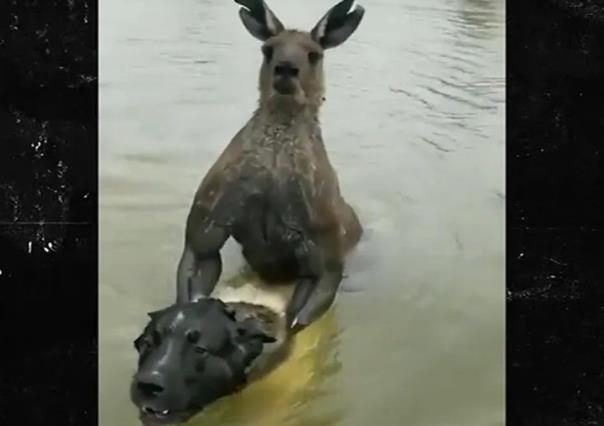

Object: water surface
[100,0,505,425]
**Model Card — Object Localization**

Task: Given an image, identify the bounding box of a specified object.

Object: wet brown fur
[177,0,365,328]
[192,28,362,262]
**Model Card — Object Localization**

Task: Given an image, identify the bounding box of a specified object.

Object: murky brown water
[99,0,505,425]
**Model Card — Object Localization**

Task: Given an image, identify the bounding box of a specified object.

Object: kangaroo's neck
[257,95,320,124]
[247,97,322,145]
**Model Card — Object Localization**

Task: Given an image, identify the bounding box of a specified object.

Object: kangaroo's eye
[262,45,274,62]
[308,51,322,64]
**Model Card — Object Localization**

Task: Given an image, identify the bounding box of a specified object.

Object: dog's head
[130,298,276,424]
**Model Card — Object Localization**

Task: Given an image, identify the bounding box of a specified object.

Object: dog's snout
[274,61,299,77]
[143,405,158,415]
[138,381,164,398]
[136,373,166,398]
[142,405,170,416]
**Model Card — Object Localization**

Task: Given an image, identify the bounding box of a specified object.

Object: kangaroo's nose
[274,61,299,77]
[136,372,166,398]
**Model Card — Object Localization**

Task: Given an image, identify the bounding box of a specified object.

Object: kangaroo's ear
[310,0,365,50]
[235,0,285,42]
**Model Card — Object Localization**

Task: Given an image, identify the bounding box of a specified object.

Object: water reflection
[100,0,504,425]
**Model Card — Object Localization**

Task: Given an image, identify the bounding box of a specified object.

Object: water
[99,0,505,425]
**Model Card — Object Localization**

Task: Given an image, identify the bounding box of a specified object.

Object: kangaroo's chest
[225,124,322,279]
[229,174,312,281]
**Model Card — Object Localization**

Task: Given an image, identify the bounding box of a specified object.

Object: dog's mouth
[138,406,191,426]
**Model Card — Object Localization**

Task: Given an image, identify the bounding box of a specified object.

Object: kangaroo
[176,0,365,331]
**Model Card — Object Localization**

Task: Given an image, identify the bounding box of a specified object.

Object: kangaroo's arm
[176,128,248,303]
[287,174,344,329]
[285,146,360,329]
[287,255,343,330]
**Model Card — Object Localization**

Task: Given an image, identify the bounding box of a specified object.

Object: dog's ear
[224,305,238,321]
[146,309,163,321]
[237,317,277,343]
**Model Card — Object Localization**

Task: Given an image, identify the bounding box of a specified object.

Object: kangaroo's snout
[273,60,299,95]
[274,61,299,78]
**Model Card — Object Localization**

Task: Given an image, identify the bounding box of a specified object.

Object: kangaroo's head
[235,0,365,109]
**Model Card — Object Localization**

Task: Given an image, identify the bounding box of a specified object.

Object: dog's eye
[134,336,151,353]
[187,330,200,344]
[308,51,322,64]
[152,330,162,346]
[262,45,273,62]
[194,346,208,356]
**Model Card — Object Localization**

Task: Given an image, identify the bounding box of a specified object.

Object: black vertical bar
[508,0,604,425]
[0,0,98,424]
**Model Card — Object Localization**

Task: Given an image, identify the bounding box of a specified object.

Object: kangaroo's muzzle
[273,61,298,95]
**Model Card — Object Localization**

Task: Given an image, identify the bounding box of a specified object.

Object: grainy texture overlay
[0,0,97,424]
[1,0,603,424]
[508,0,604,425]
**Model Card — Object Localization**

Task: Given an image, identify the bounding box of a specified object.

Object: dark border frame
[507,0,604,424]
[1,0,603,424]
[0,1,98,423]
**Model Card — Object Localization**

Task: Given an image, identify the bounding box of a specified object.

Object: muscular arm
[286,238,344,330]
[176,233,228,304]
[176,204,230,303]
[175,128,247,303]
[291,259,343,329]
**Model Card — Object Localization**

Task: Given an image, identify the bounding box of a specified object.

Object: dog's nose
[137,381,164,398]
[274,61,299,77]
[136,372,166,398]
